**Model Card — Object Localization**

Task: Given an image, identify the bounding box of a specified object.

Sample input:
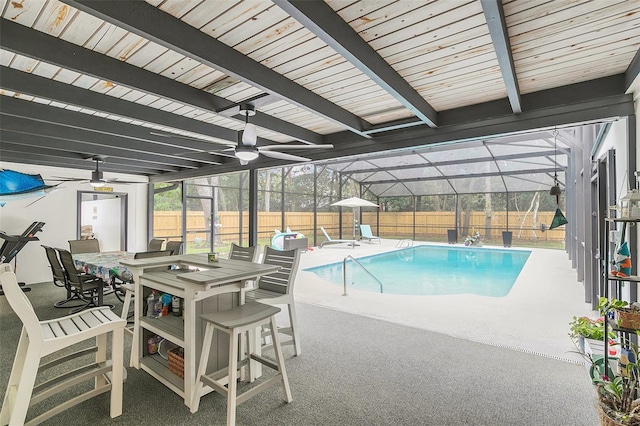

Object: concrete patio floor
[293,238,596,364]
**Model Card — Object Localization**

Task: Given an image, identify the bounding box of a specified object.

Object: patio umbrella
[331,197,379,239]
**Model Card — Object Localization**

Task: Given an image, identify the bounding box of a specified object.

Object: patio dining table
[73,251,135,284]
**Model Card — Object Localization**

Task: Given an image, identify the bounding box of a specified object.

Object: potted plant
[591,335,640,425]
[569,315,614,354]
[597,297,640,330]
[588,297,640,425]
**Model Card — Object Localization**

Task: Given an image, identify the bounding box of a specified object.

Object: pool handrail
[395,239,413,248]
[342,255,384,296]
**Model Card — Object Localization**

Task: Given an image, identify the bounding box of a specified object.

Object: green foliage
[154,166,566,214]
[568,316,614,340]
[597,297,629,317]
[593,339,640,424]
[153,182,182,211]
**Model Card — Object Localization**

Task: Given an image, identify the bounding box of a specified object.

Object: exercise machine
[0,221,45,295]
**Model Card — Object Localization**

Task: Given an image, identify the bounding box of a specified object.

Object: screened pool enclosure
[150,123,599,253]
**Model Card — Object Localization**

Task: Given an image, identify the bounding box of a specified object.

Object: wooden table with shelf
[119,254,280,410]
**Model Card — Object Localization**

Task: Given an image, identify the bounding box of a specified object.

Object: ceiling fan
[151,104,333,164]
[53,158,143,187]
[88,158,109,187]
[227,105,334,164]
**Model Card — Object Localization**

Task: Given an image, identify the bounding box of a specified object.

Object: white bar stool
[0,263,126,425]
[190,301,293,425]
[119,282,137,367]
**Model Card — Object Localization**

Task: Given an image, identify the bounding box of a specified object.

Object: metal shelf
[603,217,640,367]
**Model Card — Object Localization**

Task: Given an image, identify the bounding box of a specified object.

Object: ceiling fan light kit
[234,144,259,162]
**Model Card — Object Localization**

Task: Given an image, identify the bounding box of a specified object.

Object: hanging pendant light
[549,129,561,199]
[547,128,568,229]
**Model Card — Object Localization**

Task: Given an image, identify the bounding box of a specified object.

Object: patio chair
[58,248,111,314]
[245,246,302,356]
[229,243,261,299]
[68,238,100,254]
[165,240,183,255]
[42,245,85,309]
[229,242,260,263]
[147,238,164,251]
[359,224,381,244]
[319,227,356,248]
[0,263,125,425]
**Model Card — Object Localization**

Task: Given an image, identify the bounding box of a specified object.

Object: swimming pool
[305,245,531,297]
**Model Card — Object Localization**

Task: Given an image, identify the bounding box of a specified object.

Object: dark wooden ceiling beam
[0,66,238,144]
[0,140,178,173]
[0,128,202,170]
[0,143,163,174]
[0,119,216,170]
[481,0,522,114]
[151,77,633,182]
[66,0,371,138]
[626,47,640,91]
[274,0,437,127]
[0,96,223,164]
[0,19,322,145]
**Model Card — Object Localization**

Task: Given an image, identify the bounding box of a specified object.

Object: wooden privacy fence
[154,211,565,243]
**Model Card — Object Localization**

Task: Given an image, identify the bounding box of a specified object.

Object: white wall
[0,162,148,285]
[81,197,122,252]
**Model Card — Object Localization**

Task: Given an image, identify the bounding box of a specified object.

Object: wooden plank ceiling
[0,0,638,186]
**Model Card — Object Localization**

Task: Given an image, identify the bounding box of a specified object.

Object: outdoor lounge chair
[319,227,356,248]
[359,224,381,244]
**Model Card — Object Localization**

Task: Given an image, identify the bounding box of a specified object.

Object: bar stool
[119,282,137,367]
[0,263,126,425]
[190,301,293,425]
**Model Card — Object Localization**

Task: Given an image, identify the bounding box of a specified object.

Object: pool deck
[294,238,596,364]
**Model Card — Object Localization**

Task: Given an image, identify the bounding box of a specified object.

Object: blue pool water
[305,245,531,297]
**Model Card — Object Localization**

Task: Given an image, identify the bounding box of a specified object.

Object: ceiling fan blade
[104,179,147,184]
[209,149,237,159]
[150,131,234,146]
[260,150,310,162]
[259,144,334,151]
[50,176,87,182]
